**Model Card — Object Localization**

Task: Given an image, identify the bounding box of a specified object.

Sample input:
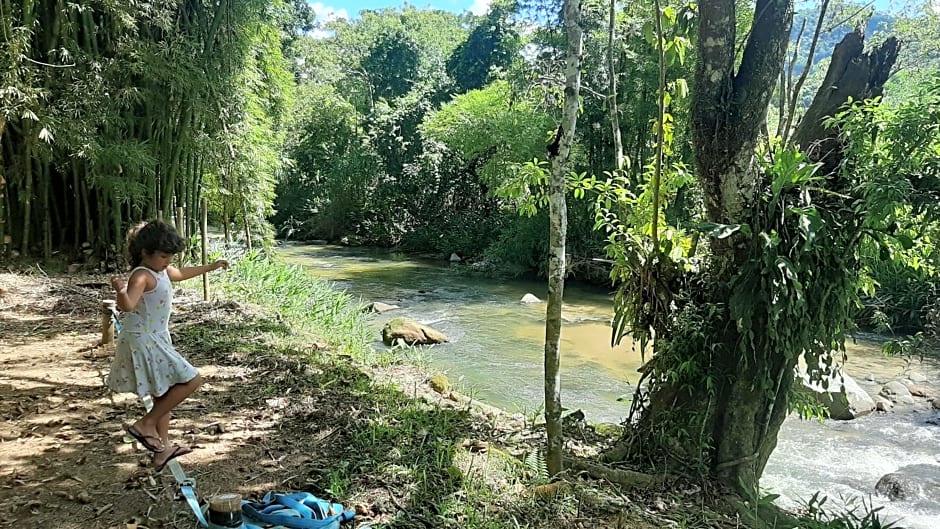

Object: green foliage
[522,449,549,484]
[572,0,697,350]
[796,492,903,529]
[361,30,421,102]
[422,80,553,191]
[273,84,379,241]
[608,71,940,479]
[836,77,940,337]
[0,0,294,256]
[446,0,522,92]
[483,211,550,276]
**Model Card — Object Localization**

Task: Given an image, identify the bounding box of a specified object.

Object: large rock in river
[875,464,940,501]
[795,367,875,420]
[382,317,448,346]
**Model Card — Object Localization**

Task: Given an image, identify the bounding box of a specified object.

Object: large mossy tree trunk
[686,0,794,489]
[612,1,899,493]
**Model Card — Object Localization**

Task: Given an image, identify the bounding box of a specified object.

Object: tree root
[723,494,803,529]
[565,457,665,489]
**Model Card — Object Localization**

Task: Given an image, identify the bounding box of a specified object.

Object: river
[280,243,940,528]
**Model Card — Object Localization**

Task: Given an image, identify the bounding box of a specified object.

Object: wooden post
[100,300,116,344]
[201,197,208,301]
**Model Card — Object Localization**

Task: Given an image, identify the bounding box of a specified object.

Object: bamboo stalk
[176,206,185,242]
[201,197,208,301]
[242,200,252,251]
[223,204,230,244]
[21,139,33,255]
[41,159,50,259]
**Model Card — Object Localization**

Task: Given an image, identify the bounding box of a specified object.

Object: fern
[523,450,548,483]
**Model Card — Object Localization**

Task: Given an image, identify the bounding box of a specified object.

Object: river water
[280,243,940,528]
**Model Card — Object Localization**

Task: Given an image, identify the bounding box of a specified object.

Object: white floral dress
[106,266,198,398]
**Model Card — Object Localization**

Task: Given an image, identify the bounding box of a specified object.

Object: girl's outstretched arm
[166,260,228,282]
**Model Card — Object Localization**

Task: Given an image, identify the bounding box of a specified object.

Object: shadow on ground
[0,296,484,529]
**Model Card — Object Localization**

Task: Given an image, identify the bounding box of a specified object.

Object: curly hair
[125,220,186,267]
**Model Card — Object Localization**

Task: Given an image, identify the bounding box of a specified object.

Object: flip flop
[126,425,165,453]
[154,445,193,472]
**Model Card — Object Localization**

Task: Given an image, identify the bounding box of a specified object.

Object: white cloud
[310,2,349,24]
[308,2,348,39]
[469,0,491,16]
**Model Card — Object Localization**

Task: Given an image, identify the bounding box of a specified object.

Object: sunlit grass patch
[215,249,372,358]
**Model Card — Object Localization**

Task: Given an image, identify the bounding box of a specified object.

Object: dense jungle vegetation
[1,0,937,335]
[2,0,940,518]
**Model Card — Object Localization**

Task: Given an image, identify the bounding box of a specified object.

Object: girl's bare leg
[156,412,170,449]
[133,376,202,445]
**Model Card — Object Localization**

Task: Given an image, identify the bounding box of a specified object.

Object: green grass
[214,248,373,358]
[176,249,540,528]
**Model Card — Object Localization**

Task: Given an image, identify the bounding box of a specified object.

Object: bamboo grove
[0,0,295,261]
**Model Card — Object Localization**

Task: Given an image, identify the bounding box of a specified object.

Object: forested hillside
[1,1,938,331]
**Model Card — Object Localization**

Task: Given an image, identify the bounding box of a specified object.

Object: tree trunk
[242,200,252,252]
[619,1,900,495]
[543,0,583,477]
[607,0,624,171]
[41,159,51,260]
[791,30,899,174]
[21,140,33,256]
[780,0,828,143]
[223,203,230,243]
[0,116,5,258]
[650,0,667,246]
[623,0,794,491]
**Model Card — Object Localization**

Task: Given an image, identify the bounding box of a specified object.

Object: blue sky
[309,0,491,23]
[309,0,936,25]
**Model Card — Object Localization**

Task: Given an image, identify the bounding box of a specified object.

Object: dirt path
[0,271,418,529]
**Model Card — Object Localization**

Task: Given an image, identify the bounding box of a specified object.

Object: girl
[107,220,228,470]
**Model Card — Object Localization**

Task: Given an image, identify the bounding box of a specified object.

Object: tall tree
[605,0,900,498]
[543,0,583,476]
[446,0,521,93]
[606,0,624,171]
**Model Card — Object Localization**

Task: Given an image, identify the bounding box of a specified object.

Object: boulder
[592,422,625,437]
[429,373,450,394]
[366,302,399,314]
[381,317,448,346]
[875,464,940,501]
[520,293,542,304]
[904,384,935,399]
[881,381,916,405]
[933,398,940,410]
[449,253,462,263]
[874,396,893,412]
[796,368,875,420]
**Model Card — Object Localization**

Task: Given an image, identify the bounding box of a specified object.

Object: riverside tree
[594,0,917,503]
